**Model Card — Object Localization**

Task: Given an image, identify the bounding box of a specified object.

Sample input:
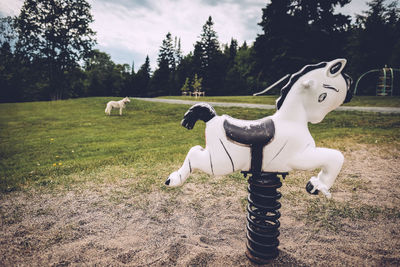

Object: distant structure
[354,66,400,96]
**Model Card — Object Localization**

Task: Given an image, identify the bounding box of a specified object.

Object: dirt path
[1,144,399,266]
[134,97,400,114]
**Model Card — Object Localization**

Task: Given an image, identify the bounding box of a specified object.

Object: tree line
[1,0,399,103]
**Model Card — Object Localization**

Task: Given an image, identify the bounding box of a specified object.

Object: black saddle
[223,117,275,173]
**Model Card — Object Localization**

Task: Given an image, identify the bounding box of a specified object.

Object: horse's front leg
[119,107,123,115]
[165,145,213,187]
[289,147,344,198]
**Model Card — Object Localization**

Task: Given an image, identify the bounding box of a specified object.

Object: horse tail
[181,103,217,130]
[105,103,111,115]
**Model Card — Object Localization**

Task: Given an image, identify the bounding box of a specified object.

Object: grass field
[0,97,399,193]
[0,97,399,265]
[159,95,400,107]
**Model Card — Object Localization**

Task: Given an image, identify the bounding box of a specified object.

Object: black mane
[276,62,327,110]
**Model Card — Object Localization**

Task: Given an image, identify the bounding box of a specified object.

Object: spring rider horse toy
[165,58,353,263]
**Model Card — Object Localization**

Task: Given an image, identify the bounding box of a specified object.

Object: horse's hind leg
[165,145,213,187]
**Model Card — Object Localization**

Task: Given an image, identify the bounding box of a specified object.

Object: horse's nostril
[165,179,170,186]
[306,181,319,195]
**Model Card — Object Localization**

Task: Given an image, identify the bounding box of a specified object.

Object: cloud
[0,0,266,70]
[0,0,23,17]
[89,0,267,70]
[1,0,371,71]
[336,0,369,18]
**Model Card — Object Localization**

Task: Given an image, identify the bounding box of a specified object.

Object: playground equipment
[166,59,353,263]
[242,171,285,262]
[354,66,400,96]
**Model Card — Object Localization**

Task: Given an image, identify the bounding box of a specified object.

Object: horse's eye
[318,93,327,102]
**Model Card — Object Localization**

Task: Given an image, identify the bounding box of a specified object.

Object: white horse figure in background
[165,59,353,198]
[105,97,131,116]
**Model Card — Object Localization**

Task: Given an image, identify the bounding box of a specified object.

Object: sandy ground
[1,144,399,266]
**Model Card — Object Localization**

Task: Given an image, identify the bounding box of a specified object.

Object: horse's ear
[302,79,314,89]
[326,58,347,77]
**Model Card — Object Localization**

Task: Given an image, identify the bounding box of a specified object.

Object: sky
[1,0,370,71]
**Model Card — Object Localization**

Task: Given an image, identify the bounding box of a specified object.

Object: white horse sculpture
[165,59,352,198]
[105,97,130,116]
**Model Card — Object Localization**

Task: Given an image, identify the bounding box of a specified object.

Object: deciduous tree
[16,0,96,99]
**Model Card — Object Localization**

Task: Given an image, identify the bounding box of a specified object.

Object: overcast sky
[1,0,369,71]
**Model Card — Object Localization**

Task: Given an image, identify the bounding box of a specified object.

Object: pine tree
[175,37,183,66]
[239,41,248,51]
[135,55,151,96]
[151,32,178,96]
[196,16,220,69]
[193,16,225,95]
[158,32,175,70]
[229,39,238,57]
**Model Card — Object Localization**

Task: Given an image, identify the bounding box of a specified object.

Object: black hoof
[306,181,319,195]
[165,179,170,186]
[181,120,194,130]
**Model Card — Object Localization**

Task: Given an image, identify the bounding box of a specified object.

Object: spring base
[242,171,287,264]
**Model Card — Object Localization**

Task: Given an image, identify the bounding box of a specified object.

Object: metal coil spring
[244,172,284,264]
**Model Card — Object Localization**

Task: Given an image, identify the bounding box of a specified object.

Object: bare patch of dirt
[1,144,399,266]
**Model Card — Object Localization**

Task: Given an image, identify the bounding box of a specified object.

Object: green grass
[0,97,399,193]
[159,95,400,107]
